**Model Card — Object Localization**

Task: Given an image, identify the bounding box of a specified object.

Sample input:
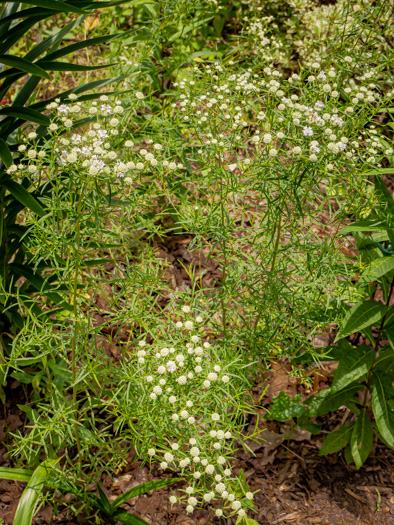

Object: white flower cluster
[169,62,392,175]
[115,307,252,519]
[7,95,185,183]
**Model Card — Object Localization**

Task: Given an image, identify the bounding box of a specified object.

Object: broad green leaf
[305,383,363,417]
[319,423,354,455]
[359,256,394,284]
[384,325,394,353]
[0,137,13,168]
[112,478,182,510]
[374,176,394,214]
[350,409,373,469]
[0,106,50,126]
[371,371,394,448]
[335,300,387,342]
[0,54,50,79]
[374,346,394,375]
[111,510,150,525]
[2,179,45,217]
[13,459,57,525]
[331,346,375,393]
[0,467,33,482]
[236,517,260,525]
[265,392,306,422]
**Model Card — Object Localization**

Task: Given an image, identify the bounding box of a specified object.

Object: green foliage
[266,174,394,469]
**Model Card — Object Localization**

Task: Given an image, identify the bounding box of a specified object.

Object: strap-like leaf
[13,459,57,525]
[0,467,33,482]
[37,61,113,72]
[2,179,45,217]
[112,478,182,510]
[4,1,88,14]
[335,300,387,342]
[350,409,373,469]
[0,106,50,126]
[0,138,13,168]
[97,485,112,516]
[0,54,50,79]
[111,510,151,525]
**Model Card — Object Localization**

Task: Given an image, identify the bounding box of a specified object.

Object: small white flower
[211,413,220,421]
[222,375,230,383]
[203,342,210,348]
[157,366,166,375]
[164,452,174,462]
[203,380,211,389]
[196,316,203,323]
[191,335,199,343]
[153,386,162,395]
[224,432,231,439]
[207,372,218,381]
[172,414,179,422]
[205,464,215,475]
[238,509,246,517]
[180,410,189,419]
[263,133,272,144]
[149,393,157,400]
[160,461,168,469]
[177,376,187,385]
[146,376,153,382]
[182,305,191,313]
[193,472,201,479]
[169,495,177,504]
[184,321,193,330]
[302,126,313,137]
[215,509,223,517]
[136,92,144,100]
[147,448,155,456]
[245,491,254,500]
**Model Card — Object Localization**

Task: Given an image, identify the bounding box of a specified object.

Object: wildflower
[167,361,177,373]
[157,366,166,374]
[238,509,246,517]
[160,461,168,469]
[211,413,220,421]
[215,509,223,517]
[302,127,313,137]
[231,500,242,510]
[205,464,215,475]
[263,133,272,144]
[196,316,203,323]
[203,380,211,389]
[182,305,191,313]
[208,372,218,381]
[184,321,194,330]
[217,456,226,465]
[169,495,177,504]
[191,335,199,343]
[148,448,155,456]
[188,496,198,506]
[245,492,254,500]
[177,376,187,385]
[136,92,144,100]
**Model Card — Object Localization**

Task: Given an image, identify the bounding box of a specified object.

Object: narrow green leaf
[112,478,182,510]
[350,409,373,469]
[97,485,112,516]
[0,467,33,482]
[335,300,387,342]
[0,54,50,79]
[111,510,150,525]
[371,371,394,448]
[0,106,50,126]
[0,137,13,168]
[2,180,45,217]
[319,423,354,455]
[13,459,57,525]
[331,346,375,393]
